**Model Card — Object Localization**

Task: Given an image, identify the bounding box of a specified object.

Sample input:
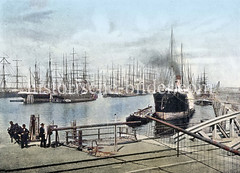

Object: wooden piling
[133,129,137,140]
[66,131,69,144]
[48,134,51,147]
[78,130,82,147]
[55,130,58,147]
[119,127,122,137]
[98,129,100,140]
[72,120,77,142]
[177,130,179,157]
[114,125,117,151]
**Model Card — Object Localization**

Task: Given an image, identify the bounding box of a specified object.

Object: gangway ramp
[174,111,240,141]
[226,137,240,150]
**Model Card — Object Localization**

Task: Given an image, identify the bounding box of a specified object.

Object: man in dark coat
[20,124,29,148]
[7,121,15,143]
[14,123,21,144]
[39,123,46,147]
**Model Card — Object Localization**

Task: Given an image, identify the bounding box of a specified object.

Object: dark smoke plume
[138,48,180,76]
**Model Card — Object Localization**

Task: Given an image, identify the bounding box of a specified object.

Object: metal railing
[48,121,139,149]
[146,116,240,173]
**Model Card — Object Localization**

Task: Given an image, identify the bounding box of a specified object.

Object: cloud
[22,10,53,24]
[15,27,54,42]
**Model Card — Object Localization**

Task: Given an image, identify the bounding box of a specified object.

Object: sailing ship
[102,60,149,98]
[18,49,98,104]
[0,57,26,98]
[153,29,195,120]
[18,59,51,104]
[194,69,213,106]
[52,49,98,103]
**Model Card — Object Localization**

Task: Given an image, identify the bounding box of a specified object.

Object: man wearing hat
[39,123,46,147]
[14,123,22,144]
[20,124,29,148]
[7,121,15,143]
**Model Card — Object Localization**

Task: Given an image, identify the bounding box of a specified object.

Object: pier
[1,105,239,172]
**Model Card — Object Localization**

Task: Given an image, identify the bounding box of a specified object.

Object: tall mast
[132,58,135,86]
[39,65,41,87]
[83,52,87,81]
[124,66,128,88]
[45,69,48,88]
[2,58,6,90]
[128,63,131,85]
[170,27,173,67]
[94,73,96,86]
[62,54,65,84]
[188,64,191,85]
[3,60,6,90]
[97,68,100,90]
[136,59,139,79]
[65,55,68,88]
[48,52,53,91]
[181,43,184,85]
[54,62,58,90]
[34,62,37,90]
[116,65,119,89]
[106,65,109,86]
[35,61,40,91]
[101,70,104,90]
[76,63,79,80]
[0,57,10,90]
[120,65,122,87]
[203,67,206,85]
[13,59,22,89]
[111,62,114,90]
[170,27,175,89]
[141,67,144,90]
[71,48,76,84]
[29,67,32,90]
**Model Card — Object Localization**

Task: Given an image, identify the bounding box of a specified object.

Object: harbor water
[0,94,215,146]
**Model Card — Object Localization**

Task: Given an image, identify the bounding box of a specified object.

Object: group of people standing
[7,121,46,148]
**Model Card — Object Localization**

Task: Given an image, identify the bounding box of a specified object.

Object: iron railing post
[177,130,179,157]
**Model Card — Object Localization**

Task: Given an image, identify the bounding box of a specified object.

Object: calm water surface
[0,94,215,146]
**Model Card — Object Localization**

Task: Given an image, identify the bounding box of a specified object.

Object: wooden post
[134,129,137,140]
[78,130,82,147]
[47,125,51,147]
[98,129,100,140]
[114,125,117,151]
[177,130,180,157]
[72,120,77,142]
[55,130,58,147]
[119,127,121,137]
[48,134,51,147]
[66,131,69,144]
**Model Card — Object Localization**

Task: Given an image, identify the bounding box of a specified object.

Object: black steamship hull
[153,91,193,120]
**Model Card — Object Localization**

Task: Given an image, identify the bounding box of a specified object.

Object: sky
[0,0,240,87]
